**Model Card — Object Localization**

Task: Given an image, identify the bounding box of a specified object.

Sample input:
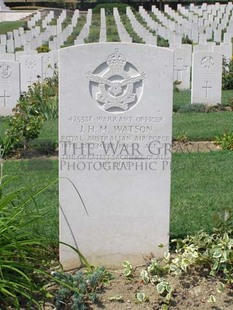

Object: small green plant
[228,97,233,110]
[1,73,58,156]
[4,97,44,151]
[156,279,173,303]
[157,35,169,47]
[175,133,188,143]
[108,295,123,302]
[173,80,181,92]
[137,227,233,302]
[207,294,216,303]
[37,45,50,53]
[122,260,133,278]
[215,132,233,150]
[182,36,193,44]
[222,57,233,90]
[0,177,57,308]
[136,291,149,303]
[171,230,233,281]
[140,269,150,284]
[213,209,233,233]
[52,266,112,309]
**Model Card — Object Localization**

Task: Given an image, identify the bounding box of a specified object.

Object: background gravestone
[0,60,20,116]
[191,51,222,105]
[59,43,173,269]
[19,54,42,92]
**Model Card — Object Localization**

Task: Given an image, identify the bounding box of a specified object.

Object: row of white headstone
[0,10,79,53]
[1,4,232,52]
[139,5,232,57]
[0,47,223,116]
[0,3,232,116]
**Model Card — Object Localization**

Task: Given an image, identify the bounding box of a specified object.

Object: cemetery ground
[0,86,233,309]
[0,5,233,308]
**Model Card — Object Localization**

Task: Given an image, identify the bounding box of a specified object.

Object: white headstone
[0,61,20,116]
[6,40,14,53]
[19,55,42,92]
[0,44,6,53]
[59,43,173,269]
[42,51,56,79]
[173,48,191,89]
[212,42,232,60]
[0,53,15,61]
[191,52,222,105]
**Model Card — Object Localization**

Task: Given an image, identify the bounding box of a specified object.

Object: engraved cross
[174,65,189,81]
[202,81,212,99]
[0,90,10,107]
[174,58,189,81]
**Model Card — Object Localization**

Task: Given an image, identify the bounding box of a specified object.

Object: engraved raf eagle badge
[0,63,11,79]
[87,49,146,113]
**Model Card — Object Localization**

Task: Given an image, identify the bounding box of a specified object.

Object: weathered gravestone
[19,54,42,92]
[173,48,191,90]
[191,51,222,105]
[0,60,20,116]
[59,43,173,269]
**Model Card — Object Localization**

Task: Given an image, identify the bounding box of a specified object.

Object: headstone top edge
[58,42,174,56]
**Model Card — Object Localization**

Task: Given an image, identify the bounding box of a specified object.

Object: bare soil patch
[44,265,232,310]
[172,141,219,153]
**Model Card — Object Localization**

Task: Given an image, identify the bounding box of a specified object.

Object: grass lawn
[0,21,26,34]
[171,150,233,237]
[173,111,233,140]
[173,89,233,109]
[2,150,233,242]
[2,108,233,147]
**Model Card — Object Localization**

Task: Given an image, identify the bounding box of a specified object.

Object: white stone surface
[212,43,232,60]
[0,10,34,22]
[191,51,222,105]
[0,53,15,61]
[0,60,20,116]
[0,43,6,53]
[173,48,191,89]
[42,51,57,79]
[19,54,42,92]
[59,43,173,269]
[0,0,9,10]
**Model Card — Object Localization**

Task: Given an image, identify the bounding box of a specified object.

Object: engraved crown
[106,49,126,70]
